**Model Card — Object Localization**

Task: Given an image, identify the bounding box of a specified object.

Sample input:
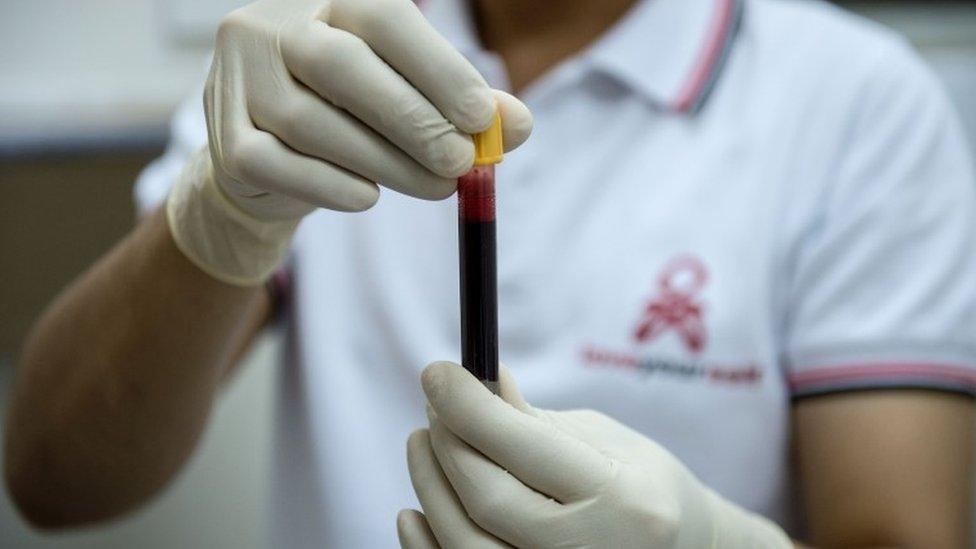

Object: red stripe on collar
[671,0,740,113]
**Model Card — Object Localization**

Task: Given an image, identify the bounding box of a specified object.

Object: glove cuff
[166,147,300,286]
[702,488,794,549]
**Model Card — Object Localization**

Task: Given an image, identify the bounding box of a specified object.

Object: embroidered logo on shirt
[579,255,761,387]
[633,255,708,354]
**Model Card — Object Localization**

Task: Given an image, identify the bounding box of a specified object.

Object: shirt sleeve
[785,42,976,398]
[133,78,208,215]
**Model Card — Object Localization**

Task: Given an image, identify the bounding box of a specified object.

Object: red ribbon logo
[633,255,708,354]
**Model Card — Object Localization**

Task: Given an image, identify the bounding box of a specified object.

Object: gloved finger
[206,63,381,214]
[544,408,649,456]
[250,79,456,201]
[497,363,531,413]
[491,91,533,153]
[422,361,612,503]
[281,23,474,179]
[216,128,380,213]
[396,509,440,549]
[427,414,561,547]
[205,56,314,219]
[328,0,495,134]
[406,430,511,549]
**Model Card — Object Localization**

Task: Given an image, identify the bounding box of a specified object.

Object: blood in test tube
[457,164,498,392]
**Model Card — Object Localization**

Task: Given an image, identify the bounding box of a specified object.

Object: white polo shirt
[136,0,976,546]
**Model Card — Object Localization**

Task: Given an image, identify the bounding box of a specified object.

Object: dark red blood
[457,165,496,222]
[457,164,498,384]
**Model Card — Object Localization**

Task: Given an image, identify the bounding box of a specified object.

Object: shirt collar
[421,0,744,114]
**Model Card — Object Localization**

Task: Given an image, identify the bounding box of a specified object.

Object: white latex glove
[398,362,794,549]
[167,0,532,285]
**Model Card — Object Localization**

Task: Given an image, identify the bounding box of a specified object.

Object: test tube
[458,112,503,394]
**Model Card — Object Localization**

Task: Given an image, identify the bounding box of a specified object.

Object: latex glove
[167,0,532,285]
[398,362,793,549]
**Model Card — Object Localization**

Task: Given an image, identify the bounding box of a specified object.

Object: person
[4,0,974,546]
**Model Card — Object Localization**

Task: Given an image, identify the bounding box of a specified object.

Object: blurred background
[1,1,975,547]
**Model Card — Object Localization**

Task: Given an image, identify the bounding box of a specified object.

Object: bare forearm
[795,392,973,549]
[3,209,270,528]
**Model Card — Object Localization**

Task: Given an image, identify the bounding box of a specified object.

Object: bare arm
[793,391,973,549]
[3,208,271,529]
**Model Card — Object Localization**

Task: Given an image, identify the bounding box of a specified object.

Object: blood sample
[458,111,503,394]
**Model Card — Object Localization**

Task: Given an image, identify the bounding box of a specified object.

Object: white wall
[0,0,243,150]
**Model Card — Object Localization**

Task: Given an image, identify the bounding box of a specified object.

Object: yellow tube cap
[473,110,504,166]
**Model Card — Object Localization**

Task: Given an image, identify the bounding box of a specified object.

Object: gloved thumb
[422,361,534,415]
[492,90,533,153]
[498,363,533,414]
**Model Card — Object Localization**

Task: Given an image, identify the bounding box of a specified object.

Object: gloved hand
[398,362,794,549]
[167,0,533,285]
